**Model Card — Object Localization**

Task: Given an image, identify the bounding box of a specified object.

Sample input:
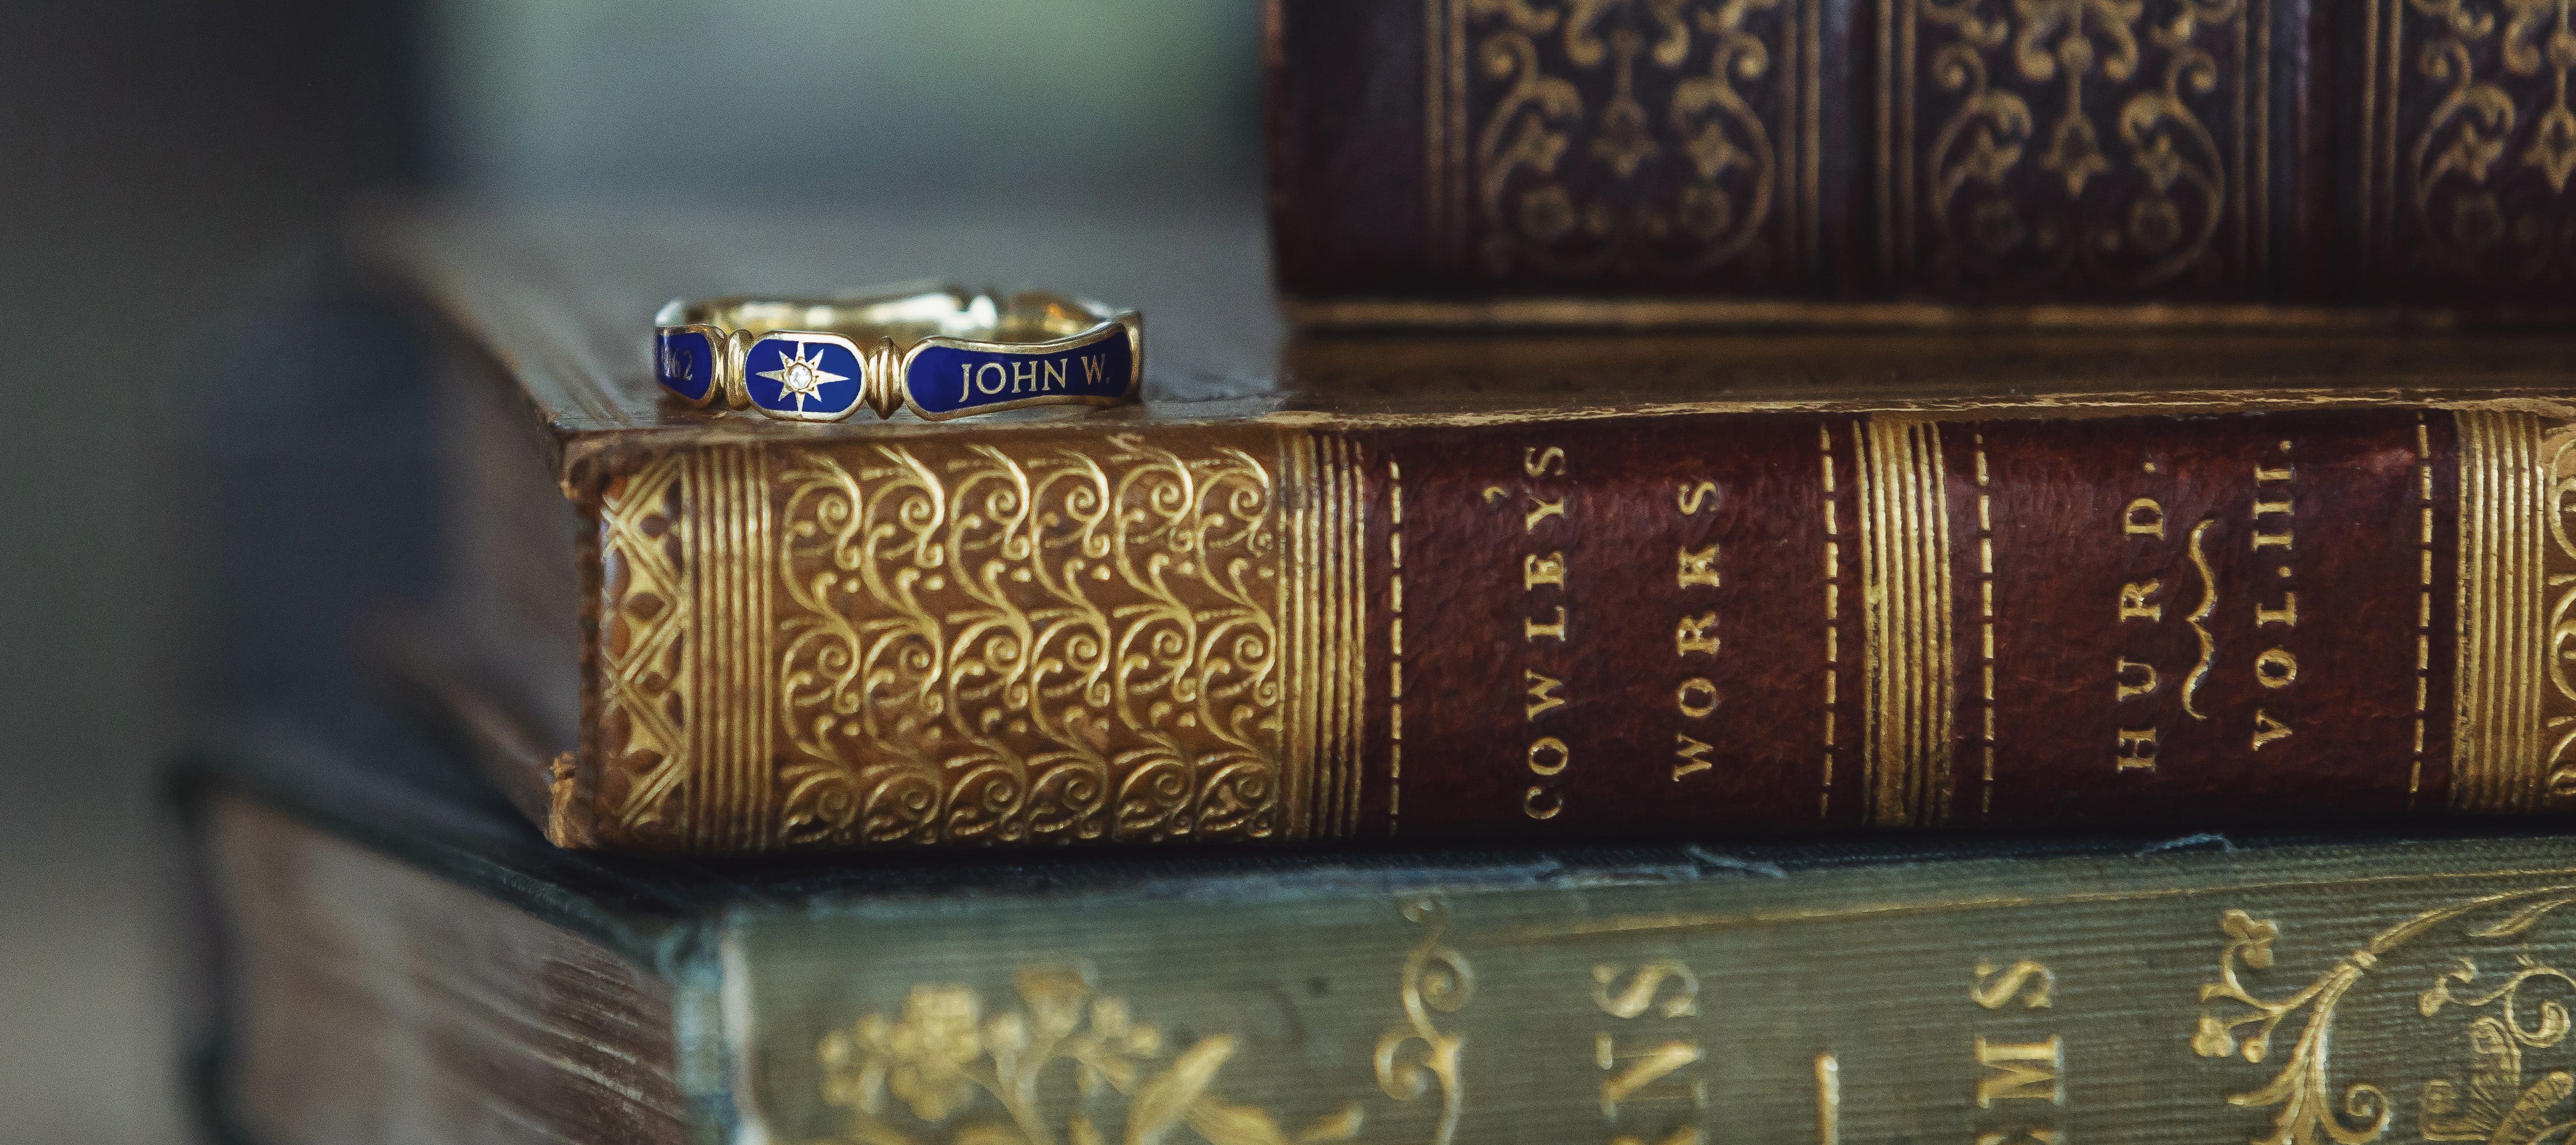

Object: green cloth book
[183,711,2576,1145]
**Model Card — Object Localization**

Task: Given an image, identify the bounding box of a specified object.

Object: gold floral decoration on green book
[2191,885,2576,1145]
[815,900,1470,1145]
[817,968,1365,1145]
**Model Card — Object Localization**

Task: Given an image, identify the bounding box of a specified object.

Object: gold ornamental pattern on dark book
[1422,0,1828,287]
[2362,0,2576,294]
[1421,0,2267,297]
[594,429,1369,850]
[576,407,2576,852]
[1881,0,2268,295]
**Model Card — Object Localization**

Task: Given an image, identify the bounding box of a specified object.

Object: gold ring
[653,285,1142,422]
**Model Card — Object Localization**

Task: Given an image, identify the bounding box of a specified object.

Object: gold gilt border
[595,432,1364,851]
[2452,410,2576,813]
[1854,416,1955,827]
[1425,0,1465,268]
[1281,430,1371,841]
[594,445,777,852]
[690,445,777,852]
[2358,0,2399,269]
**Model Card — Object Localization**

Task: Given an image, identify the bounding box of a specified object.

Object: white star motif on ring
[754,341,848,410]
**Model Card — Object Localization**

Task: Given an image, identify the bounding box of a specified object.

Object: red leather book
[1270,0,2576,323]
[366,205,2576,852]
[368,207,2576,849]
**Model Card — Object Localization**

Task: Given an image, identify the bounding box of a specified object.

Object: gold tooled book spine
[564,409,2576,851]
[580,425,1368,851]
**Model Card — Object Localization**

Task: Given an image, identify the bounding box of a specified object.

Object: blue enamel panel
[905,334,1134,418]
[656,329,716,403]
[743,336,864,419]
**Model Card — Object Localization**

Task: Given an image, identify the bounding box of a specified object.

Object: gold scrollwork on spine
[2450,410,2576,813]
[595,445,776,851]
[594,429,1366,852]
[2182,517,2219,720]
[1854,417,1956,827]
[2543,420,2576,803]
[767,432,1335,848]
[2190,885,2576,1145]
[1428,0,1823,284]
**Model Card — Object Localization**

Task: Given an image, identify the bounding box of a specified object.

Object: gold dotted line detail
[1976,433,1996,819]
[2413,414,2433,807]
[1388,458,1405,836]
[1821,423,1840,819]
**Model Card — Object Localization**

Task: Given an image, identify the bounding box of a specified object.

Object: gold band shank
[661,288,1116,352]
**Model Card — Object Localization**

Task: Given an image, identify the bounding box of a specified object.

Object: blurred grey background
[0,3,1261,1141]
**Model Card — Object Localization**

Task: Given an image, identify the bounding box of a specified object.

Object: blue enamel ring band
[652,287,1142,422]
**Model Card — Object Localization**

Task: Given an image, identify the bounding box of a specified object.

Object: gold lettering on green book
[1972,1038,2063,1107]
[1593,962,1699,1019]
[1972,961,2053,1010]
[1973,956,2062,1144]
[1593,958,1706,1145]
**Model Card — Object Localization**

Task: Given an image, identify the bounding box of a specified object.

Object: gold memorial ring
[653,286,1142,422]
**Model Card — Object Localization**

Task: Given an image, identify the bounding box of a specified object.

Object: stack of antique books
[185,5,2576,1144]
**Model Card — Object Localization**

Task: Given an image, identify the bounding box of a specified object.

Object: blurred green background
[0,3,1260,1141]
[435,1,1256,204]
